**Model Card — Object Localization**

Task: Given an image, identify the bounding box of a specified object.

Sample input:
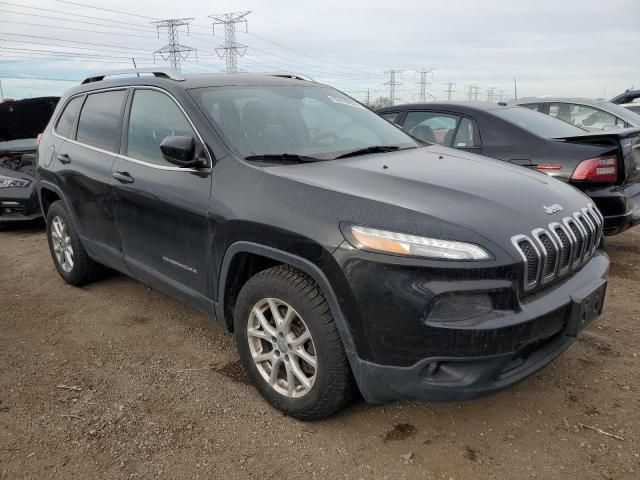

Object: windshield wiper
[244,154,323,164]
[334,145,402,159]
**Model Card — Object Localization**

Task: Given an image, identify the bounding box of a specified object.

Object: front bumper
[0,184,42,223]
[333,246,609,404]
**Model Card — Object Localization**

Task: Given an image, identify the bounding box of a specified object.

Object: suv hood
[267,145,594,244]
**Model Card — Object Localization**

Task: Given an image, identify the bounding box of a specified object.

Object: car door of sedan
[110,87,214,313]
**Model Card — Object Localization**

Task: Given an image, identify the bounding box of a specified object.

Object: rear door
[53,89,127,268]
[110,87,213,310]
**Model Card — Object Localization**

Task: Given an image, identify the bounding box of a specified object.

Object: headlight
[346,225,491,260]
[0,174,31,188]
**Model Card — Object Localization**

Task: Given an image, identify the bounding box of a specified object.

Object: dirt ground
[0,223,638,480]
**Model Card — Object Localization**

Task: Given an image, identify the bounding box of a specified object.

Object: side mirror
[160,135,207,168]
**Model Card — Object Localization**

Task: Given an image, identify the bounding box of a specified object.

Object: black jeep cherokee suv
[37,69,609,420]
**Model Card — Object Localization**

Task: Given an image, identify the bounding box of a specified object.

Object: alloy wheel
[247,298,317,398]
[51,215,74,273]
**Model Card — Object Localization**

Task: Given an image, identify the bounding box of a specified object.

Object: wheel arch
[216,242,357,358]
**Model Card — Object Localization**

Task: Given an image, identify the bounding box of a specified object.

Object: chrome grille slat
[511,204,603,293]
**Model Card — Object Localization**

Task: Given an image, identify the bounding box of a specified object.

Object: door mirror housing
[160,135,208,168]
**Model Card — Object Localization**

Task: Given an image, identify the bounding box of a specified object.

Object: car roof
[513,97,610,106]
[62,72,322,98]
[378,101,514,114]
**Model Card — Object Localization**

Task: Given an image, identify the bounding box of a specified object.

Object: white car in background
[512,97,640,131]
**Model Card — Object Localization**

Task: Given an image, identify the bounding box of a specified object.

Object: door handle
[112,171,135,184]
[56,153,71,164]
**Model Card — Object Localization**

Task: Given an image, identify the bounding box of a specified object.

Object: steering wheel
[310,131,339,147]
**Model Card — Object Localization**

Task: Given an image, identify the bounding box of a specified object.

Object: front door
[110,88,213,310]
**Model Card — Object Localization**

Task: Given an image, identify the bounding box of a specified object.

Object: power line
[210,11,251,74]
[53,0,159,21]
[0,20,157,39]
[152,19,197,73]
[0,1,156,30]
[0,32,152,54]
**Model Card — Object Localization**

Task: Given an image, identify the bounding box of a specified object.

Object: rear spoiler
[551,127,640,144]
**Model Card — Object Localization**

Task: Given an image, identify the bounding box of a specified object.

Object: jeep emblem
[543,204,564,214]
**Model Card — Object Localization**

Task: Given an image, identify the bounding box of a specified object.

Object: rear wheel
[46,201,103,286]
[234,265,355,420]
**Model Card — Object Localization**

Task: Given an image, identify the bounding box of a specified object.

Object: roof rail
[81,68,185,85]
[266,72,314,82]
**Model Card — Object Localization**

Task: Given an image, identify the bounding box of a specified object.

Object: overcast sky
[1,0,639,102]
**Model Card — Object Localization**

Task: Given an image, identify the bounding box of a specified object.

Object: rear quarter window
[55,96,83,139]
[76,90,127,152]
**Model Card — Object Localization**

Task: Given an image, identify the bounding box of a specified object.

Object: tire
[46,200,103,286]
[234,265,355,420]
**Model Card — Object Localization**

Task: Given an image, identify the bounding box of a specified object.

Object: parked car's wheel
[234,265,355,420]
[46,201,103,286]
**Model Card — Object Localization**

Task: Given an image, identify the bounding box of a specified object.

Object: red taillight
[36,133,43,146]
[571,155,617,182]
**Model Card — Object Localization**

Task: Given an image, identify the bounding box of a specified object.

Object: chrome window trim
[51,85,212,173]
[532,228,559,284]
[511,234,541,292]
[549,222,571,277]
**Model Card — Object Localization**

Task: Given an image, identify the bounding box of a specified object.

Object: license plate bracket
[567,282,607,336]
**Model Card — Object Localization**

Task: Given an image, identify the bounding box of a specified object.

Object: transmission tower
[472,85,481,100]
[444,82,456,100]
[416,68,433,102]
[384,70,403,105]
[486,87,496,102]
[210,11,251,73]
[466,84,478,101]
[152,18,197,73]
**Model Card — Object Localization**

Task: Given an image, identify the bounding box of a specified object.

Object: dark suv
[37,69,609,420]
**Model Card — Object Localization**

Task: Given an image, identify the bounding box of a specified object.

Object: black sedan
[0,96,59,224]
[378,102,640,235]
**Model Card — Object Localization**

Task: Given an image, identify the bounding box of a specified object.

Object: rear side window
[380,112,400,124]
[453,118,480,148]
[403,111,460,146]
[125,89,195,166]
[76,90,127,152]
[521,103,543,112]
[55,96,83,138]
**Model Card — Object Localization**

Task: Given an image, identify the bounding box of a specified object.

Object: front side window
[55,96,83,139]
[403,111,460,146]
[126,89,196,166]
[76,90,127,152]
[549,103,624,131]
[189,85,417,160]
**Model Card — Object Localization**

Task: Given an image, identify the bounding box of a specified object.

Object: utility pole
[416,68,433,102]
[444,82,456,100]
[384,70,403,105]
[365,88,370,105]
[210,11,251,73]
[152,18,197,73]
[513,77,518,100]
[0,79,4,99]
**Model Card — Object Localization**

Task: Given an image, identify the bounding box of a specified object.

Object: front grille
[512,203,603,293]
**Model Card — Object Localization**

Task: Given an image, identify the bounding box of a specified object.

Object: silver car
[512,97,640,131]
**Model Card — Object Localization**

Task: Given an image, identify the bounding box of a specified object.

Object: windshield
[491,106,586,138]
[0,97,59,146]
[189,85,417,160]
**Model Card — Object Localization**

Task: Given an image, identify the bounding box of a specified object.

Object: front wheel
[234,265,355,420]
